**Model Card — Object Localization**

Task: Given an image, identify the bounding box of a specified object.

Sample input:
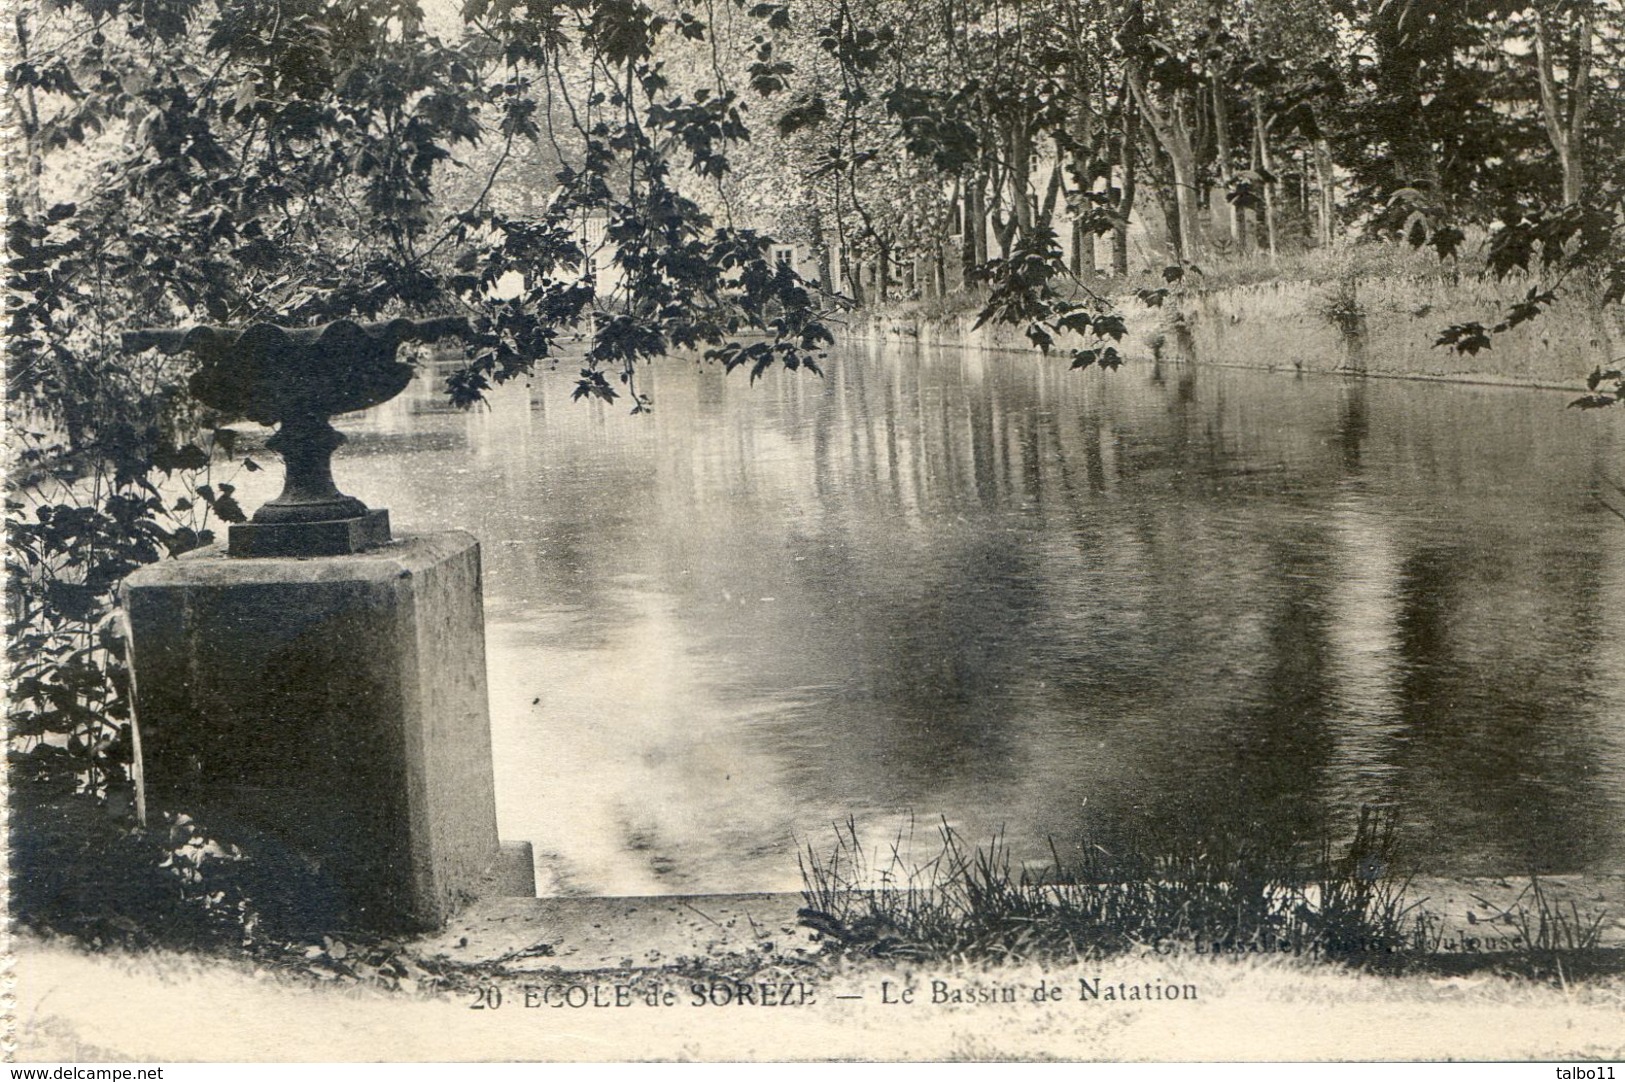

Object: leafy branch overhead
[1400,187,1625,406]
[8,0,857,808]
[971,227,1125,368]
[11,0,844,419]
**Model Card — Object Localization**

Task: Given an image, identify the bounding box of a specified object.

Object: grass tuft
[798,807,1618,983]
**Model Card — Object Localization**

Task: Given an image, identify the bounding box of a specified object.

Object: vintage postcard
[5,0,1624,1064]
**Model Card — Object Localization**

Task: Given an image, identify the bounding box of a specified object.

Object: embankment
[852,274,1623,391]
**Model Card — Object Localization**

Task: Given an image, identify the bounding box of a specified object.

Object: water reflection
[244,343,1625,894]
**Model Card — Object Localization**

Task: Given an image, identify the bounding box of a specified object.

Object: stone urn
[123,316,471,557]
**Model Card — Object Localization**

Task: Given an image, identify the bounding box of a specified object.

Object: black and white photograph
[4,0,1624,1063]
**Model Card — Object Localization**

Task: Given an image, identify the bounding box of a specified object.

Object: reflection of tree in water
[1222,536,1340,845]
[1335,380,1369,473]
[790,357,1061,791]
[1082,529,1342,863]
[1387,538,1620,873]
[846,531,1042,785]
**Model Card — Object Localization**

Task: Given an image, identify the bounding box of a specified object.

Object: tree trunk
[1010,123,1035,236]
[1533,3,1593,204]
[1261,173,1275,260]
[1039,158,1064,231]
[992,210,1018,259]
[13,12,44,217]
[972,178,988,266]
[1252,93,1277,261]
[1165,126,1201,262]
[1114,81,1139,276]
[831,183,857,302]
[986,147,1017,259]
[1298,148,1309,225]
[1313,138,1335,248]
[1128,65,1201,261]
[1213,79,1242,250]
[1149,153,1181,260]
[846,262,865,308]
[960,178,981,286]
[811,201,834,291]
[1369,4,1439,192]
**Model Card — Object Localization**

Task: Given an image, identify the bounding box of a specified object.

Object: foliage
[1400,189,1625,406]
[1317,275,1365,340]
[970,226,1127,369]
[11,746,268,949]
[1573,363,1625,410]
[6,207,255,802]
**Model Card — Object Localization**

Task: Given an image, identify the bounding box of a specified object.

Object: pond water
[296,341,1624,895]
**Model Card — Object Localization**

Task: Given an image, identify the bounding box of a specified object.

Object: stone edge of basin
[417,891,815,973]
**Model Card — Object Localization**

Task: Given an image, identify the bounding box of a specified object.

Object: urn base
[229,508,392,557]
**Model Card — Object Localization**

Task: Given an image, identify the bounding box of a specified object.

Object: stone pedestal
[123,532,533,932]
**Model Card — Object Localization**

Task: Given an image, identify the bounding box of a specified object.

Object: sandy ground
[12,882,1625,1062]
[11,929,1625,1063]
